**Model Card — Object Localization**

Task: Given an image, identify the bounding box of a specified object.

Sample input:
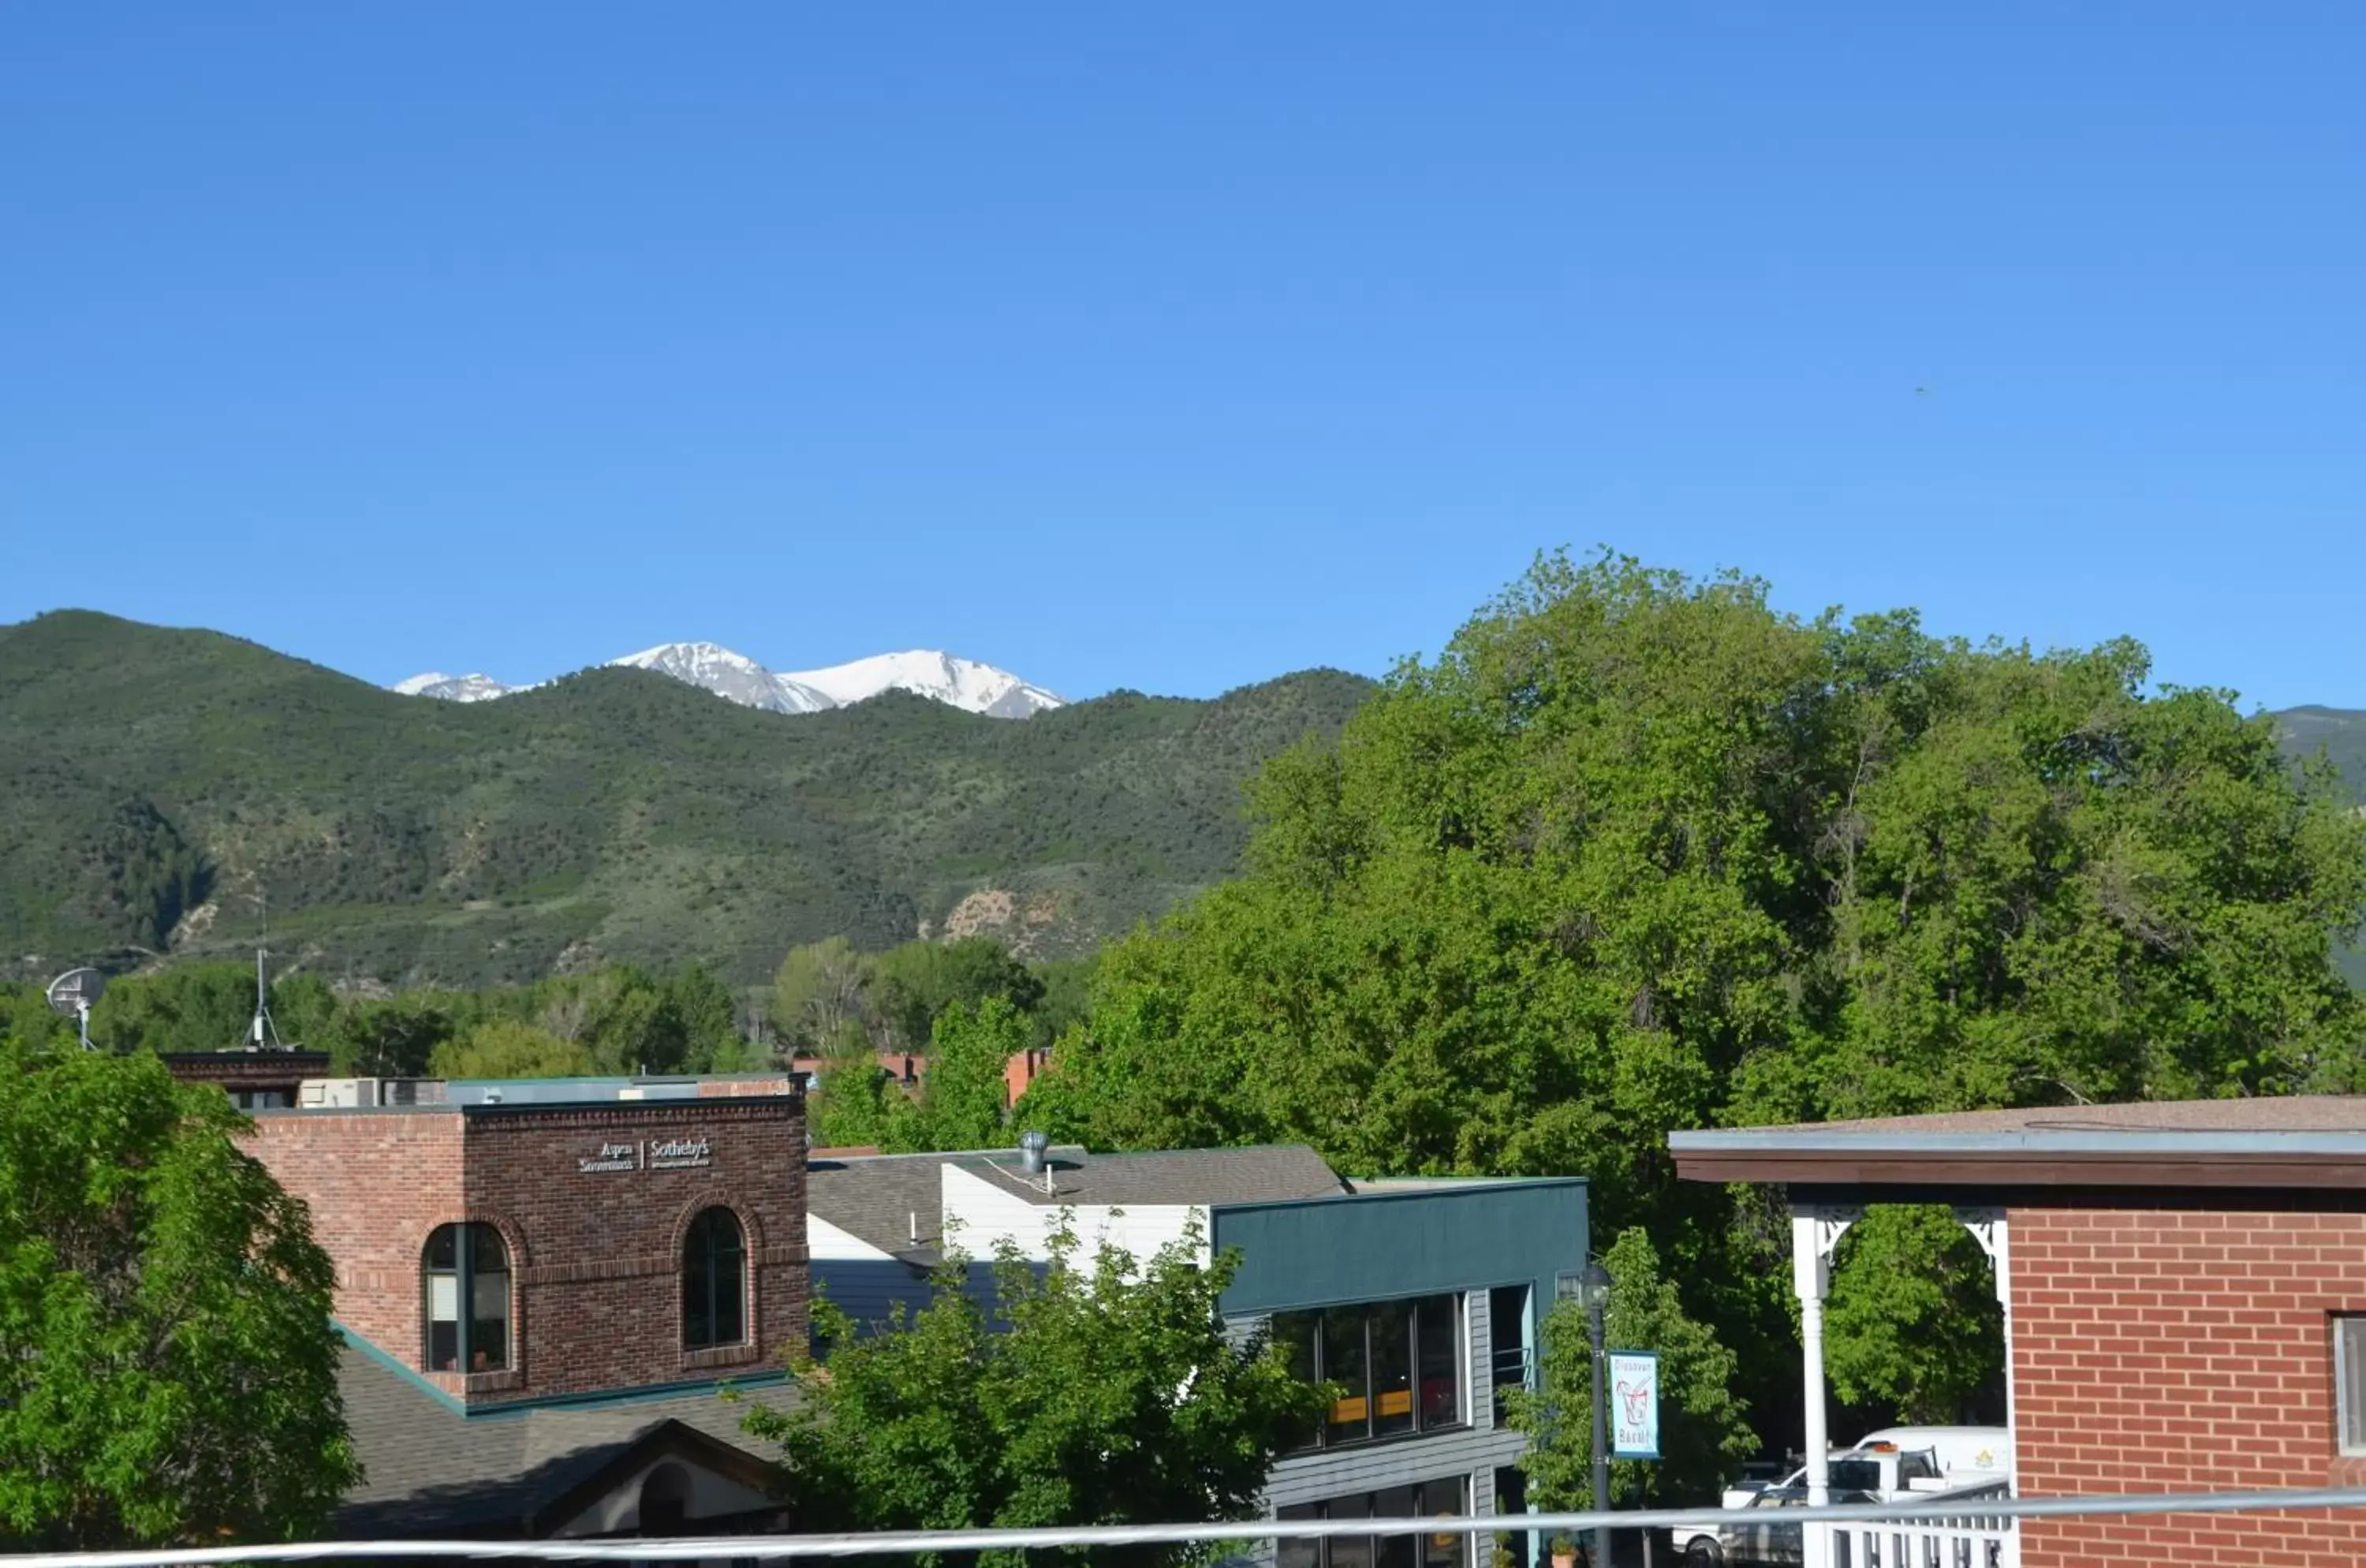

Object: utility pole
[1584,1260,1614,1568]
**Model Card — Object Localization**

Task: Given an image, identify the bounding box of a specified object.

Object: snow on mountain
[390,644,1062,719]
[392,672,517,703]
[609,642,834,715]
[783,650,1066,718]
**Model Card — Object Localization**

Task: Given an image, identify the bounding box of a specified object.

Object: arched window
[424,1222,510,1373]
[682,1207,746,1350]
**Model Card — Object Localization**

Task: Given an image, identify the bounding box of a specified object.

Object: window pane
[428,1318,459,1372]
[1277,1503,1320,1568]
[1372,1303,1414,1436]
[427,1274,460,1320]
[1418,1295,1460,1428]
[426,1226,457,1271]
[1374,1485,1418,1568]
[1324,1306,1371,1443]
[1420,1479,1468,1568]
[468,1223,507,1274]
[1328,1494,1373,1568]
[715,1248,745,1345]
[2343,1318,2366,1450]
[1274,1313,1322,1450]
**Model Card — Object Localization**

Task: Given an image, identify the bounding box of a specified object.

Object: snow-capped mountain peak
[784,650,1065,719]
[609,642,833,715]
[392,672,516,703]
[394,643,1062,719]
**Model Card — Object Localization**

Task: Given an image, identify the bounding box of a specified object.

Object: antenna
[45,968,106,1051]
[248,887,285,1051]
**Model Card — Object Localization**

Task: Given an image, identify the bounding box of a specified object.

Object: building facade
[182,1066,815,1540]
[1673,1098,2366,1568]
[807,1142,1591,1568]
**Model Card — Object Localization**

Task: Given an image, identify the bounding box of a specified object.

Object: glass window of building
[683,1206,748,1350]
[1272,1295,1463,1447]
[422,1221,509,1373]
[1282,1477,1469,1568]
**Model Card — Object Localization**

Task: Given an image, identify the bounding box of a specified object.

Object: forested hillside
[0,611,1372,987]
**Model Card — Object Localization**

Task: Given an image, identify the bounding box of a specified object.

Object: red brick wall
[246,1109,465,1363]
[245,1095,808,1406]
[463,1097,808,1403]
[2011,1206,2366,1566]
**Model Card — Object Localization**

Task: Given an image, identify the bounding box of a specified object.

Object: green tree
[885,997,1029,1153]
[1506,1228,1754,1510]
[427,1017,595,1079]
[771,936,875,1056]
[1032,550,2366,1446]
[0,1036,357,1547]
[744,1219,1332,1567]
[871,937,1047,1051]
[668,961,744,1071]
[1823,1208,2002,1424]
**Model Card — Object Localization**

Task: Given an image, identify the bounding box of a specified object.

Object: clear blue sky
[3,4,2360,707]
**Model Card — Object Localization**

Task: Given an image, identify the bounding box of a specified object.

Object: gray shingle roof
[808,1144,1347,1257]
[335,1346,793,1536]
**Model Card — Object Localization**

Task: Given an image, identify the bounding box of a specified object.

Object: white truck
[1676,1445,1946,1566]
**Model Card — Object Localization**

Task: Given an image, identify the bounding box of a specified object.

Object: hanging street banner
[1608,1350,1661,1460]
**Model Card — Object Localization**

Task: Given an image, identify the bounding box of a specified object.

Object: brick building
[1672,1098,2366,1568]
[196,1068,814,1540]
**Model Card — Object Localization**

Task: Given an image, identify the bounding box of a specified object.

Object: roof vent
[1018,1129,1050,1175]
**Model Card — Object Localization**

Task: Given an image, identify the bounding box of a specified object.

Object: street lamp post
[1582,1260,1614,1568]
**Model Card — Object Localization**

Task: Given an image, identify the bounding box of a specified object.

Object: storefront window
[683,1206,748,1350]
[1281,1477,1469,1568]
[1272,1295,1463,1447]
[423,1222,509,1373]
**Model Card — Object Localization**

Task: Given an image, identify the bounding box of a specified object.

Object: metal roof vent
[1018,1130,1050,1175]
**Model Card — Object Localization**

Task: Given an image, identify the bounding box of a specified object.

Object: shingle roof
[335,1346,794,1536]
[807,1144,1348,1257]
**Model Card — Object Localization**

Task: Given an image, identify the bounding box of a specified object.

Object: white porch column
[1957,1208,2017,1495]
[1792,1204,1857,1568]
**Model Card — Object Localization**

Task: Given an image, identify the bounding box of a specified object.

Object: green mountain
[0,611,1375,987]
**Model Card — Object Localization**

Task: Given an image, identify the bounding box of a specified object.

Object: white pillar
[1793,1206,1855,1568]
[1957,1209,2017,1496]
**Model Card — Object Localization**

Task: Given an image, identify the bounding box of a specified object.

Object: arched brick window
[682,1206,747,1350]
[424,1222,509,1372]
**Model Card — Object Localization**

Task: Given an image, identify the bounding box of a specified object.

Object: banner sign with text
[1608,1350,1660,1460]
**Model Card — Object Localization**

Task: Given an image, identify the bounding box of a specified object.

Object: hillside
[0,612,1375,987]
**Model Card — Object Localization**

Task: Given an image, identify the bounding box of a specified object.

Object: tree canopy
[0,1034,357,1547]
[1024,549,2366,1435]
[1506,1227,1756,1508]
[745,1220,1331,1568]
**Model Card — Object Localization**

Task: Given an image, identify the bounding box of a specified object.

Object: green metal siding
[1211,1179,1588,1316]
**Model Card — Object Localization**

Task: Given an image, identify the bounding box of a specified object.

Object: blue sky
[3,4,2360,707]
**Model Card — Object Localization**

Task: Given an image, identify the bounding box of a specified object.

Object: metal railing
[16,1487,2366,1568]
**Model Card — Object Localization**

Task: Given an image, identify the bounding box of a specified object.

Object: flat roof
[1670,1096,2366,1191]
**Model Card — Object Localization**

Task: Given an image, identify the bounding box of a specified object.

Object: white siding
[939,1163,1209,1266]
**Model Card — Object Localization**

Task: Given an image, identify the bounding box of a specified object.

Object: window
[2338,1316,2366,1454]
[1274,1294,1463,1448]
[1488,1286,1530,1423]
[1277,1477,1469,1568]
[423,1222,509,1373]
[684,1206,748,1350]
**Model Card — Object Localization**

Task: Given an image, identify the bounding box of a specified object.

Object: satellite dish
[45,968,106,1050]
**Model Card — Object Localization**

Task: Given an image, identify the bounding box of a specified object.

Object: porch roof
[1669,1096,2366,1192]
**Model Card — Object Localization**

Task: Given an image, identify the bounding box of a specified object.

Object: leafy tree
[88,962,263,1055]
[744,1219,1332,1567]
[884,997,1029,1153]
[771,936,874,1056]
[320,993,456,1077]
[668,961,744,1070]
[1506,1228,1754,1509]
[0,1036,357,1547]
[872,937,1047,1051]
[1823,1208,2002,1424]
[427,1017,594,1079]
[1030,550,2366,1444]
